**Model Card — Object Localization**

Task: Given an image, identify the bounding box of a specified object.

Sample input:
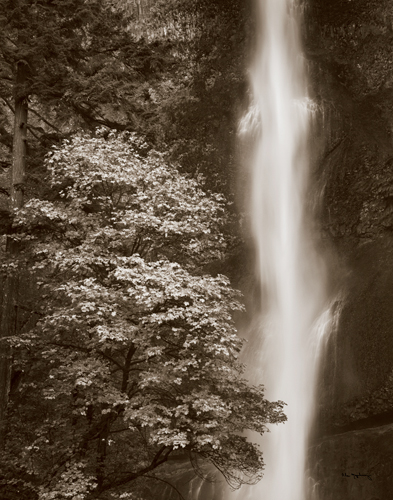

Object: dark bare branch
[144,474,187,500]
[29,108,61,132]
[99,446,173,492]
[49,342,126,372]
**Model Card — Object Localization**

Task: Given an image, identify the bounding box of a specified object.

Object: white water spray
[237,1,329,499]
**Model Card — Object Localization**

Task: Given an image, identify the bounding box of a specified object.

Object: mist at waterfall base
[232,0,332,499]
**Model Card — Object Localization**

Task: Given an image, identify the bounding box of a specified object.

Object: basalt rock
[314,236,393,436]
[308,423,393,500]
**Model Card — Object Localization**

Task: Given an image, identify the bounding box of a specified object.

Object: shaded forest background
[0,1,282,499]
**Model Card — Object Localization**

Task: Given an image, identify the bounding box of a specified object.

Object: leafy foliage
[342,369,393,423]
[0,0,248,201]
[0,0,180,212]
[0,131,286,499]
[0,0,165,123]
[118,0,250,193]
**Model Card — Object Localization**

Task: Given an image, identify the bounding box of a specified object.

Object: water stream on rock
[233,0,330,499]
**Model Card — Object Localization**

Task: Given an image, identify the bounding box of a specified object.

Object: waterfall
[234,0,329,499]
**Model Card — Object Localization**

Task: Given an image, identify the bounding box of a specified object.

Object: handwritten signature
[342,472,372,481]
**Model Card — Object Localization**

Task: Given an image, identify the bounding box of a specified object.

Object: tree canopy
[0,1,289,498]
[0,0,249,194]
[0,0,167,129]
[0,130,286,499]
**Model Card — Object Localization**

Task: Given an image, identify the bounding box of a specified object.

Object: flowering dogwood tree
[2,131,285,499]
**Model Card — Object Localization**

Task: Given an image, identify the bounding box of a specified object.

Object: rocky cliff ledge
[309,423,393,500]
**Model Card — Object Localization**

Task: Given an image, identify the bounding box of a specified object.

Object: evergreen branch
[0,73,13,81]
[29,108,61,132]
[0,96,14,113]
[0,124,13,150]
[4,36,17,47]
[27,125,40,140]
[72,102,130,131]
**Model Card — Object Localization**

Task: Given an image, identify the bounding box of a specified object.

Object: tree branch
[121,344,137,393]
[72,102,130,131]
[143,474,187,500]
[0,73,13,81]
[29,107,61,132]
[27,125,40,140]
[79,411,118,453]
[1,96,14,113]
[49,342,126,372]
[100,446,173,492]
[16,302,45,316]
[0,124,13,150]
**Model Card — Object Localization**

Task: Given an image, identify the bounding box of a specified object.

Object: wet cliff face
[308,424,393,500]
[303,0,393,427]
[303,1,393,497]
[316,238,393,430]
[306,0,393,241]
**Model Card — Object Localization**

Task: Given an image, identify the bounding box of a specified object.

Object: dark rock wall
[316,237,393,432]
[304,2,393,498]
[308,424,393,500]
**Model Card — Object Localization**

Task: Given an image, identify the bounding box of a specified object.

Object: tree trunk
[0,276,18,448]
[0,58,28,448]
[96,422,110,490]
[11,67,28,211]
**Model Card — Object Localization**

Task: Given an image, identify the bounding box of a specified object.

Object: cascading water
[235,0,329,499]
